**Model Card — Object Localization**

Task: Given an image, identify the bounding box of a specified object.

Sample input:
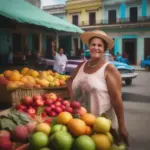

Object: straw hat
[80,30,114,50]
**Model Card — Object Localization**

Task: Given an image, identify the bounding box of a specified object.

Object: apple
[45,99,53,106]
[55,107,63,114]
[44,117,52,124]
[33,95,42,101]
[18,109,24,112]
[55,101,61,106]
[44,107,51,113]
[70,100,81,108]
[65,107,73,113]
[50,104,55,110]
[41,112,47,117]
[48,111,57,117]
[62,100,70,107]
[22,96,33,105]
[57,97,63,102]
[27,107,36,115]
[35,99,44,106]
[17,105,27,112]
[48,93,57,101]
[42,93,49,100]
[60,105,66,110]
[78,107,87,116]
[15,104,23,110]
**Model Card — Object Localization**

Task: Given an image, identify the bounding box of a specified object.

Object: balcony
[78,16,150,30]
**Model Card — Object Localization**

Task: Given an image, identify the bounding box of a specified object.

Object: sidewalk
[131,65,145,71]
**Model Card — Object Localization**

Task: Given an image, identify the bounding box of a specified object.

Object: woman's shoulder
[105,63,120,76]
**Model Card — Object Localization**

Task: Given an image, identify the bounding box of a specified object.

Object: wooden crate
[0,85,69,106]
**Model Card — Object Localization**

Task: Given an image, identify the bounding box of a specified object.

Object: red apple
[48,111,57,117]
[27,107,36,115]
[55,101,61,106]
[65,107,73,113]
[78,107,87,116]
[22,96,33,105]
[35,99,44,106]
[20,105,27,111]
[57,97,63,102]
[62,100,70,107]
[70,101,81,108]
[45,99,53,106]
[41,112,47,117]
[50,104,55,110]
[18,109,24,112]
[44,107,51,113]
[15,104,22,110]
[44,117,52,124]
[61,105,66,110]
[0,76,9,85]
[42,93,49,100]
[33,95,42,101]
[55,107,63,114]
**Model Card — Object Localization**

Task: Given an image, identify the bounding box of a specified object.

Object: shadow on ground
[122,92,150,103]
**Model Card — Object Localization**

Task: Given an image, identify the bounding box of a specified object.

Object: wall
[53,14,66,20]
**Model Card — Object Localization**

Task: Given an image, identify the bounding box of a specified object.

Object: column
[39,33,43,55]
[56,31,59,50]
[114,38,119,55]
[142,0,147,17]
[137,37,144,65]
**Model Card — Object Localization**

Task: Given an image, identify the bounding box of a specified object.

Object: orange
[67,119,86,136]
[3,70,12,78]
[85,126,92,135]
[81,113,96,126]
[57,112,73,125]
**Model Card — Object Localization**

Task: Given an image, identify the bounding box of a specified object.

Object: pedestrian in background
[52,48,68,74]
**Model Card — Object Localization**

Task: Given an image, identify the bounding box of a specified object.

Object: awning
[0,0,84,33]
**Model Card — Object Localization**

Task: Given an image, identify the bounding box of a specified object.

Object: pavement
[124,101,150,150]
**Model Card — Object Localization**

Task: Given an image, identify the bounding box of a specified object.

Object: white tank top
[72,61,118,129]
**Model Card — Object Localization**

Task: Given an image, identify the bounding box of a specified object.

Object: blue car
[141,56,150,71]
[66,52,138,85]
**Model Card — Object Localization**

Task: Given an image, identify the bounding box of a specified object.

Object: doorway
[89,12,96,25]
[122,39,137,65]
[12,33,22,52]
[130,7,138,22]
[108,10,116,24]
[32,34,39,52]
[144,38,150,59]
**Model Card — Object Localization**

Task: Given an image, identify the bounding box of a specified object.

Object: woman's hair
[88,36,108,51]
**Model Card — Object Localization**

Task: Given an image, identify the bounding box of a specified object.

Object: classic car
[141,56,150,71]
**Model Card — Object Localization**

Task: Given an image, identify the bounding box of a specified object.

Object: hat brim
[80,31,114,50]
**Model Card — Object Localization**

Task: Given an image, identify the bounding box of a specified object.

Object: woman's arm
[67,62,84,98]
[105,64,129,145]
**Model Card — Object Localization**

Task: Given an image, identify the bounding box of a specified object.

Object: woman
[68,30,129,146]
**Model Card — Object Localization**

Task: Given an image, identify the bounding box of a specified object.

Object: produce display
[0,93,126,150]
[0,68,70,90]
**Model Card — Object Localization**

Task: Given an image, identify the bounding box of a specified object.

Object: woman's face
[89,37,106,60]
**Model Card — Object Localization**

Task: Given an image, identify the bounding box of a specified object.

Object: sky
[41,0,66,6]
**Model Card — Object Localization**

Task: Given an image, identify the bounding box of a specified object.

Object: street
[122,71,150,150]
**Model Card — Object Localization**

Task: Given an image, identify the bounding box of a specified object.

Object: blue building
[101,0,150,65]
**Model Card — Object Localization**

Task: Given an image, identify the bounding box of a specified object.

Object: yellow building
[66,0,102,55]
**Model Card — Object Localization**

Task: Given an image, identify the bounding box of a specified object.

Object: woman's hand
[119,126,129,146]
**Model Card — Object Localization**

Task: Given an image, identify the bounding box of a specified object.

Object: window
[108,10,116,24]
[72,15,78,25]
[130,7,137,22]
[89,12,96,25]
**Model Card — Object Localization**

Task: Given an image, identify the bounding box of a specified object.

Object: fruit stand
[0,68,126,150]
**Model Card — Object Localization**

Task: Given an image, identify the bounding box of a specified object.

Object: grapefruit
[73,135,96,150]
[30,132,49,149]
[67,119,86,136]
[93,117,111,133]
[92,133,111,149]
[57,112,73,125]
[50,130,73,150]
[81,113,96,126]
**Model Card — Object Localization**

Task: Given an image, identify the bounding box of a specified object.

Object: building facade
[101,0,150,65]
[66,0,101,56]
[25,0,41,8]
[43,4,66,20]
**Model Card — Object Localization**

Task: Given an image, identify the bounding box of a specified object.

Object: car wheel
[125,79,132,85]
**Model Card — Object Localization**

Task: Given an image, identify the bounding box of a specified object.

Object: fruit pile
[27,112,126,150]
[0,68,70,90]
[15,93,87,118]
